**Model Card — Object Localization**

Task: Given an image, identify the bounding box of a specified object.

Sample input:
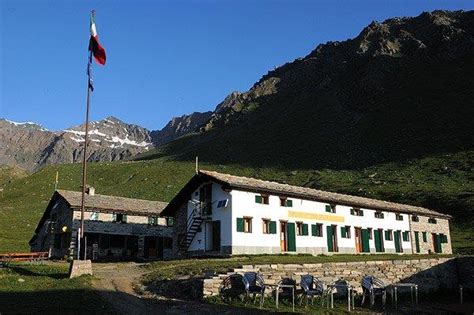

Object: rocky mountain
[150,111,212,146]
[151,10,474,170]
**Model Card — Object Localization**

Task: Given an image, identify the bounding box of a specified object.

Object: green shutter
[325,205,331,213]
[302,223,308,236]
[359,210,364,216]
[341,226,346,238]
[434,234,442,253]
[327,226,334,252]
[385,230,391,240]
[167,217,174,226]
[148,216,153,224]
[269,221,277,234]
[422,232,427,242]
[113,214,117,221]
[311,224,317,236]
[286,200,293,207]
[255,195,262,204]
[350,208,354,215]
[361,229,370,253]
[374,229,384,252]
[414,231,420,253]
[236,218,244,232]
[403,231,409,242]
[287,223,296,252]
[394,231,402,253]
[123,214,128,223]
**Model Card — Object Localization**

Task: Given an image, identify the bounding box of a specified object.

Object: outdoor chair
[275,277,297,302]
[242,272,266,307]
[219,273,246,302]
[361,275,387,307]
[299,274,326,307]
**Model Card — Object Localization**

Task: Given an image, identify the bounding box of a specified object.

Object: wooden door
[432,233,442,253]
[286,223,296,252]
[354,227,362,253]
[280,222,287,252]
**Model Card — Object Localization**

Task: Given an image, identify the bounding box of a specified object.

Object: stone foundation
[202,257,471,298]
[69,259,93,278]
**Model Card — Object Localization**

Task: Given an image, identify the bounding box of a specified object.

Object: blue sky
[1,0,472,131]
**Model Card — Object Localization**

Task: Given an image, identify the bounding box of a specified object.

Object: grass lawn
[0,262,112,314]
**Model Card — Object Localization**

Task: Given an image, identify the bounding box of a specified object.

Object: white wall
[229,189,412,254]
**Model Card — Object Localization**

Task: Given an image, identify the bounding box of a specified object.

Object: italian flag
[89,12,106,65]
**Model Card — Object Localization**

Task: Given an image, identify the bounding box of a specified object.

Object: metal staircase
[179,203,207,250]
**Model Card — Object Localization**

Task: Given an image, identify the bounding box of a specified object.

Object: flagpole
[79,49,93,260]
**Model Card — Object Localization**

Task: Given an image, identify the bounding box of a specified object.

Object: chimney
[86,186,95,196]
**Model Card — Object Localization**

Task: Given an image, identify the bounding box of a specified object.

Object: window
[217,199,229,208]
[163,237,173,249]
[90,212,99,221]
[422,232,427,242]
[280,198,293,207]
[255,194,269,205]
[396,214,404,221]
[385,229,393,241]
[402,231,410,241]
[166,217,174,227]
[148,216,158,226]
[428,218,437,224]
[375,211,385,219]
[350,208,364,216]
[296,222,308,236]
[411,215,419,222]
[262,219,270,234]
[440,234,448,243]
[311,223,323,237]
[341,226,351,238]
[236,217,252,233]
[368,228,373,240]
[114,213,127,223]
[325,204,336,213]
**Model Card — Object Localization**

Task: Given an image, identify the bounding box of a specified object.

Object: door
[433,233,442,253]
[374,229,384,252]
[200,184,212,215]
[394,230,403,253]
[286,222,296,252]
[280,222,287,252]
[212,221,221,251]
[144,236,158,258]
[327,225,338,252]
[354,227,362,253]
[414,231,420,253]
[361,229,370,253]
[157,237,164,259]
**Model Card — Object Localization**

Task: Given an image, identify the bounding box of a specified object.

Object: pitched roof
[161,170,450,219]
[56,189,168,215]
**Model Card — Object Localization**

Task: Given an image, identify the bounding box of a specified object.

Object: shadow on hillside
[0,288,270,314]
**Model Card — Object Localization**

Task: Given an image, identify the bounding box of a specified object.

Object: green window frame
[428,218,437,224]
[385,230,392,241]
[325,204,336,213]
[302,223,309,236]
[286,199,293,207]
[422,232,427,242]
[311,223,323,237]
[341,226,351,238]
[396,214,404,221]
[236,217,244,232]
[269,221,277,234]
[255,195,262,204]
[148,216,158,225]
[402,231,409,242]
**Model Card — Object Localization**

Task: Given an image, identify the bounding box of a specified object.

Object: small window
[341,226,351,238]
[255,195,269,205]
[148,216,158,226]
[375,211,385,219]
[243,217,252,233]
[166,217,174,227]
[385,229,393,241]
[350,208,364,216]
[402,231,410,241]
[311,223,323,237]
[90,212,99,221]
[422,231,427,242]
[262,219,271,234]
[217,199,229,208]
[280,198,293,207]
[411,215,419,222]
[440,234,448,243]
[114,213,127,223]
[325,204,336,213]
[163,237,173,249]
[296,222,308,236]
[428,218,437,224]
[367,228,373,240]
[396,214,404,221]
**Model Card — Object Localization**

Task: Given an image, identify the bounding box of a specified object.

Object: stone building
[161,170,452,257]
[30,188,173,260]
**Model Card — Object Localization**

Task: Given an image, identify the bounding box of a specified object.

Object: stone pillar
[69,260,93,278]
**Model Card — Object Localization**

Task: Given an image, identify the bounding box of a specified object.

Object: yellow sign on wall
[288,210,345,223]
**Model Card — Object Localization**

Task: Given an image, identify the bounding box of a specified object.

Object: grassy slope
[0,165,28,187]
[0,262,111,313]
[0,151,472,254]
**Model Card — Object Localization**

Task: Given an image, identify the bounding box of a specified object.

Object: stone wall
[202,257,463,298]
[410,216,452,254]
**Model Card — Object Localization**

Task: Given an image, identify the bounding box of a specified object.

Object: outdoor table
[267,283,296,311]
[390,283,418,308]
[326,283,354,312]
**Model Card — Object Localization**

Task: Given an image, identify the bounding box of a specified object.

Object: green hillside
[1,152,472,254]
